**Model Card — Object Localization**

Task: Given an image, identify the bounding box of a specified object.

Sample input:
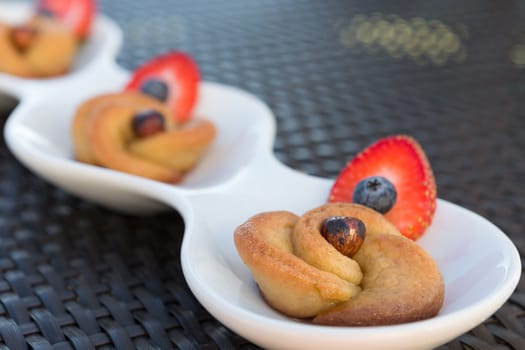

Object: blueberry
[132,109,165,138]
[140,79,169,102]
[352,176,397,214]
[320,216,366,257]
[36,6,55,18]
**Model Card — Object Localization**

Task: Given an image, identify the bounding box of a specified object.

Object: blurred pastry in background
[0,0,96,78]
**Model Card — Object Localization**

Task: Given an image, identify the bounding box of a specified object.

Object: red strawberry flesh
[37,0,96,40]
[125,51,199,123]
[329,135,437,240]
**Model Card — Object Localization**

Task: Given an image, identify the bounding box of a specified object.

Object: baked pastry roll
[234,203,444,325]
[71,91,215,183]
[0,17,76,78]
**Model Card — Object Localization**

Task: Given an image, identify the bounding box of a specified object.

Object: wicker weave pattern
[0,0,523,349]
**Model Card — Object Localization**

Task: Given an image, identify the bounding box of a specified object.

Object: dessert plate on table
[1,3,521,350]
[0,1,123,101]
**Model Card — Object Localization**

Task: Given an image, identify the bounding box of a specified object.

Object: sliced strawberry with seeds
[36,0,96,40]
[329,135,437,240]
[125,51,200,123]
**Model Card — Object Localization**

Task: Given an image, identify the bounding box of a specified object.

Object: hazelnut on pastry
[234,211,361,318]
[0,17,76,78]
[71,91,216,183]
[291,203,401,284]
[234,203,444,326]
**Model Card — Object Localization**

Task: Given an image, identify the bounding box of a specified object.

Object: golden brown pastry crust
[234,203,445,326]
[129,119,216,172]
[0,17,76,78]
[292,203,401,284]
[72,92,175,164]
[71,92,216,183]
[234,211,360,318]
[313,233,444,326]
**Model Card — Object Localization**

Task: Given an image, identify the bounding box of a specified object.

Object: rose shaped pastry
[71,51,216,183]
[0,0,95,77]
[71,91,215,183]
[0,17,76,77]
[234,203,444,326]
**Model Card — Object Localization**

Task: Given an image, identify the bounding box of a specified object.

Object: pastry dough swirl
[0,17,76,78]
[234,203,444,325]
[71,92,215,183]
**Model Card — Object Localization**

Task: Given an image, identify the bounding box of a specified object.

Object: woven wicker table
[0,0,523,349]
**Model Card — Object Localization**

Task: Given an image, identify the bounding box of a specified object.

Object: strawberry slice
[36,0,96,40]
[125,51,200,123]
[328,135,437,240]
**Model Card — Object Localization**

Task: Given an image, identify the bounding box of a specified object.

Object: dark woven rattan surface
[1,0,524,349]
